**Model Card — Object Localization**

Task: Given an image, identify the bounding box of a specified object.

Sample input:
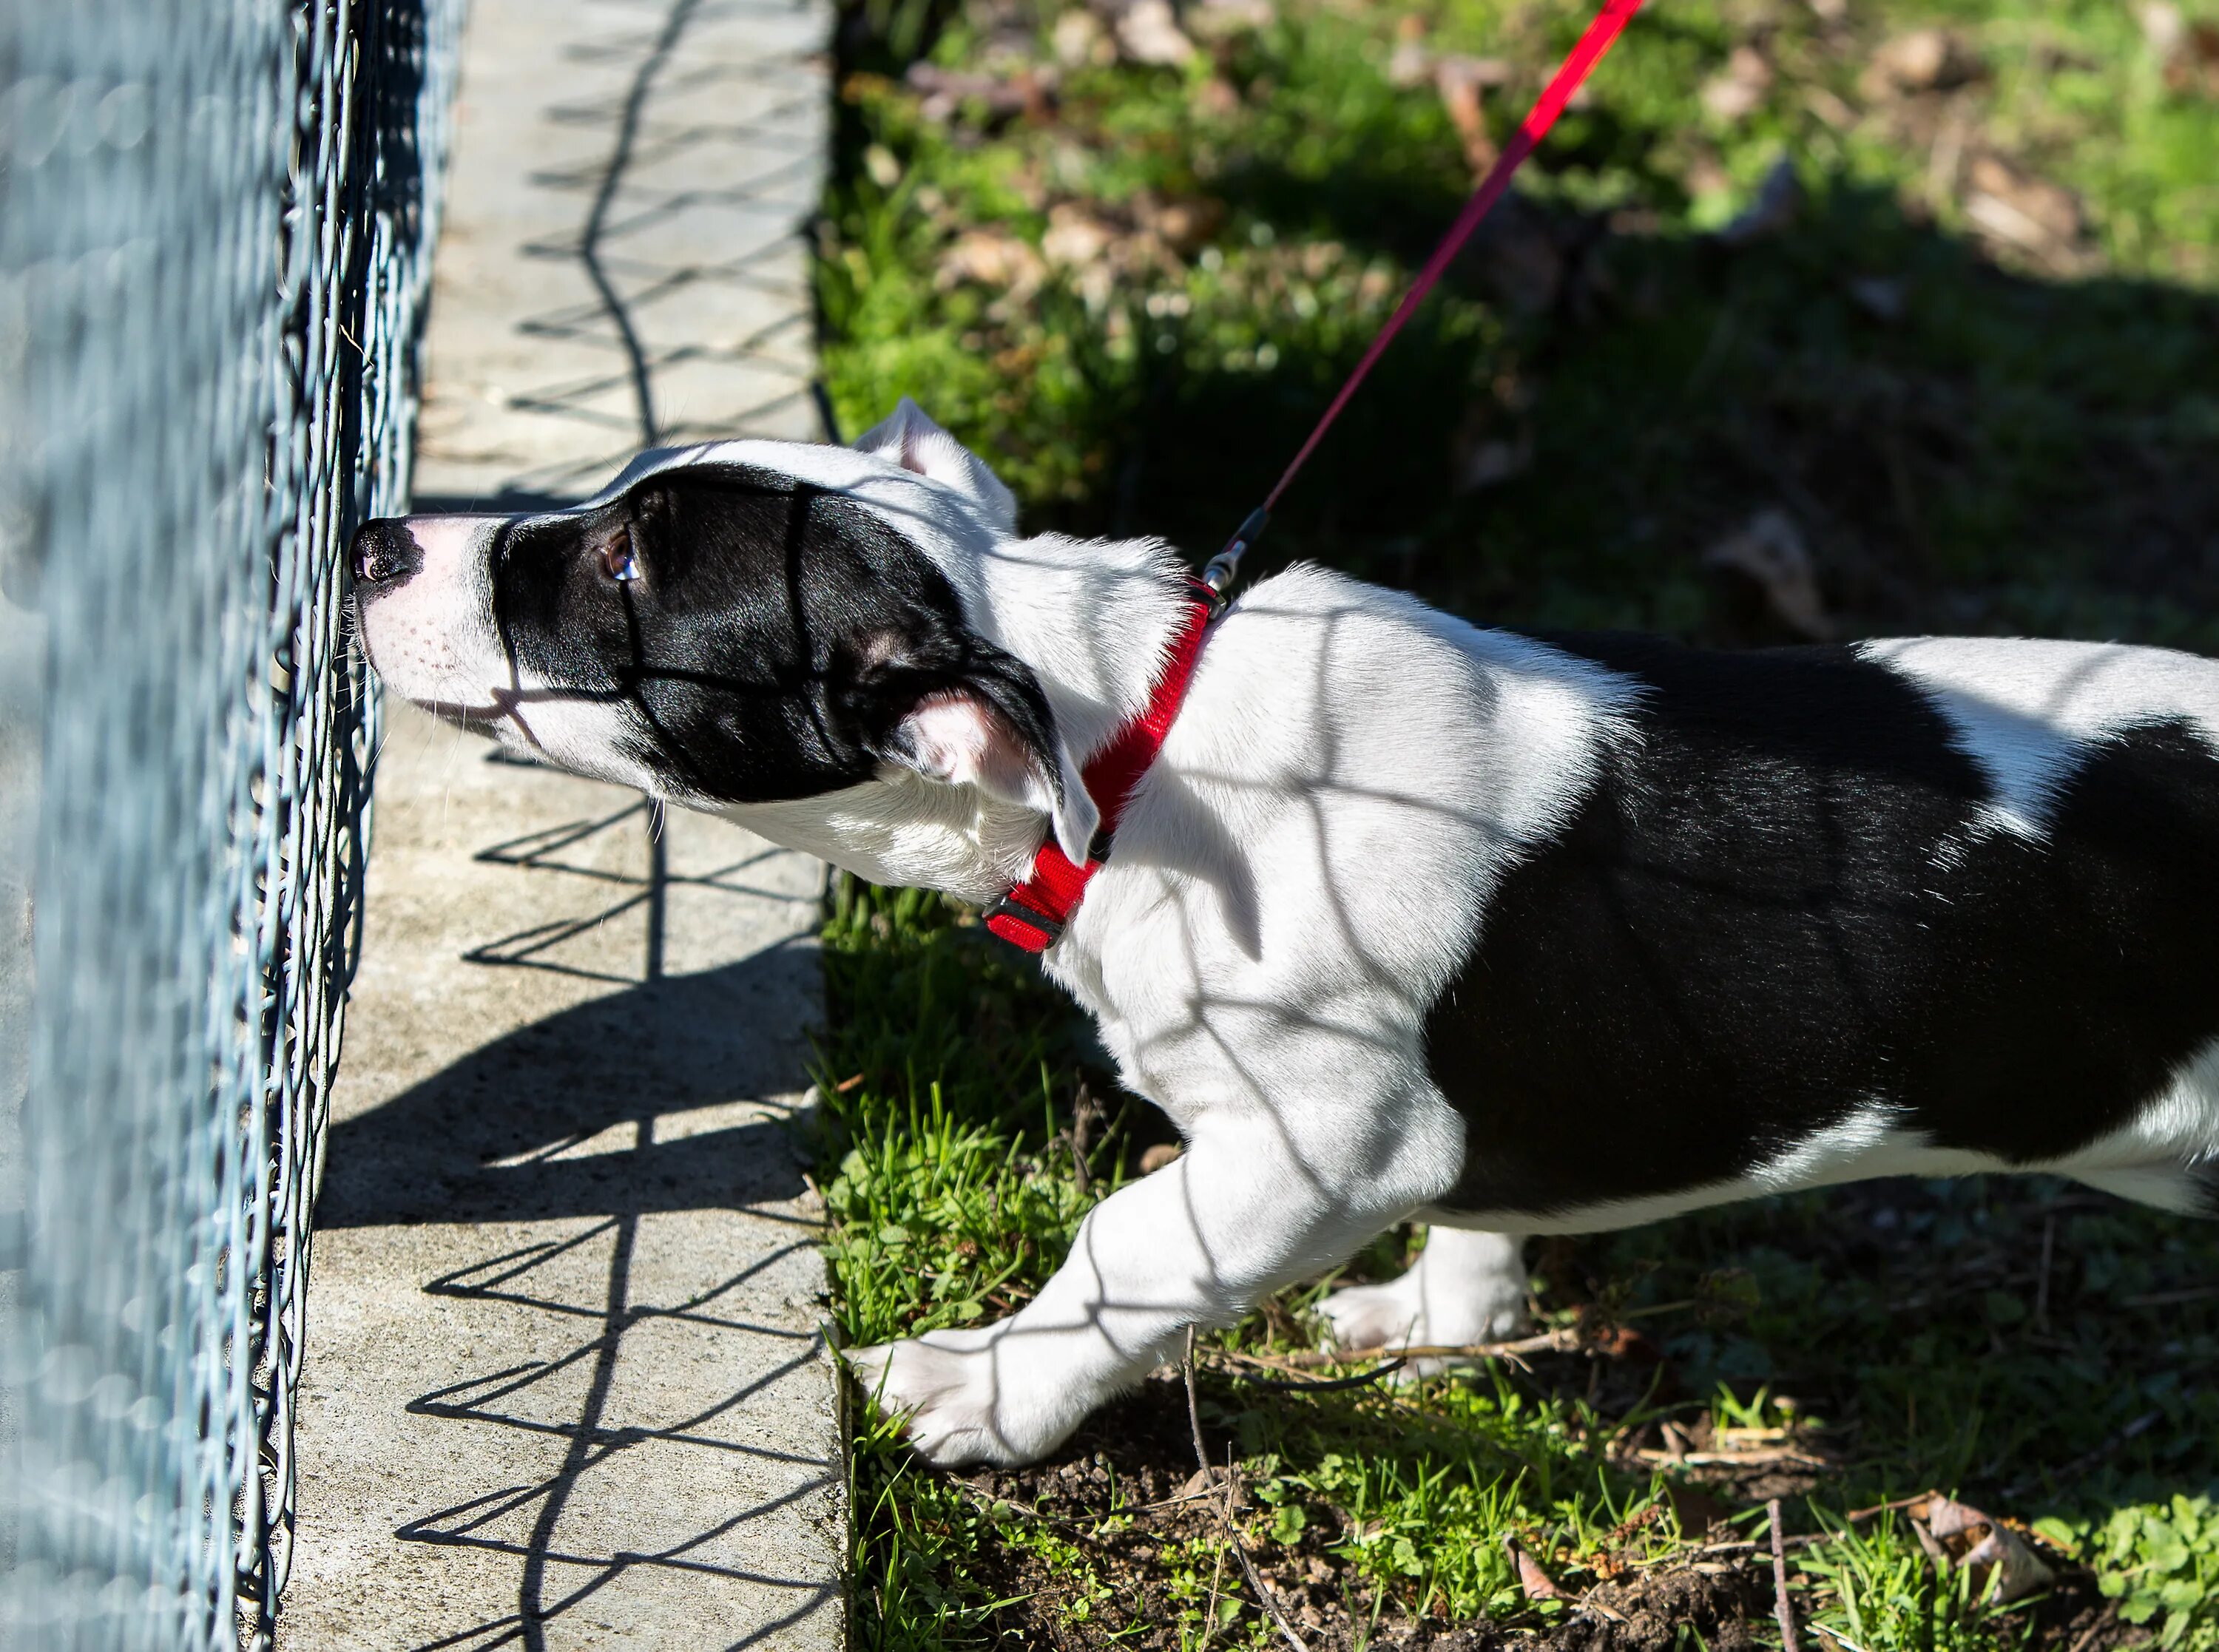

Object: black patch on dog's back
[1427,633,2219,1218]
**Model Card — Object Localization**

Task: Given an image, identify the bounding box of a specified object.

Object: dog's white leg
[845,1094,1456,1466]
[1317,1226,1529,1373]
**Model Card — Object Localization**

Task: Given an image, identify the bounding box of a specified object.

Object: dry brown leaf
[1702,45,1774,122]
[2178,30,2219,98]
[1138,1142,1183,1174]
[1052,10,1114,67]
[1864,28,1983,94]
[1135,194,1226,253]
[2145,2,2219,95]
[1804,84,1859,129]
[907,63,1056,123]
[1968,155,2081,240]
[934,230,1046,299]
[1912,1497,2057,1604]
[1387,13,1433,86]
[1436,56,1511,176]
[1188,0,1276,42]
[1962,154,2086,271]
[932,230,1043,297]
[1508,1540,1564,1600]
[2141,0,2187,55]
[1042,203,1119,270]
[1703,508,1831,640]
[2186,19,2219,94]
[1113,0,1198,67]
[1193,76,1242,115]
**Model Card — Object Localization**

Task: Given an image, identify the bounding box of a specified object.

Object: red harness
[980,0,1643,952]
[983,584,1217,951]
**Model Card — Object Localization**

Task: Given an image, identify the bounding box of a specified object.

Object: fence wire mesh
[0,0,464,1645]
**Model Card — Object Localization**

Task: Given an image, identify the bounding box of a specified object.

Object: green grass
[820,0,2219,643]
[808,0,2219,1642]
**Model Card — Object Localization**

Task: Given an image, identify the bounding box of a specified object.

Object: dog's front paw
[844,1324,1078,1468]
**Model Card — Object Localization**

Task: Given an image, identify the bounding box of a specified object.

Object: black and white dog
[353,401,2219,1468]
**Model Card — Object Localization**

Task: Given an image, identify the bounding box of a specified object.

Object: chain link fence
[0,0,465,1645]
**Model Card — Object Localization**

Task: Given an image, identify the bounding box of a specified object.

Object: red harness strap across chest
[983,585,1217,952]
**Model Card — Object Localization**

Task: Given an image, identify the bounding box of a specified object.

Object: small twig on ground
[1604,1299,1699,1322]
[1845,1491,1935,1523]
[1133,1482,1229,1516]
[1220,1327,1579,1372]
[1682,1532,1825,1561]
[1770,1499,1802,1652]
[1516,1497,1903,1586]
[1067,1082,1098,1197]
[1207,1301,1692,1384]
[1633,1445,1831,1469]
[2064,1597,2120,1652]
[1225,1357,1410,1393]
[1185,1329,1311,1651]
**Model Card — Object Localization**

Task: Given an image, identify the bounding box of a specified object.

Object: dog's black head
[352,403,1098,870]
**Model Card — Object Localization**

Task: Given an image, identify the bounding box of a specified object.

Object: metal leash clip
[1200,505,1270,609]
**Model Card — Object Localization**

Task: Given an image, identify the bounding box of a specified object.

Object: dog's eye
[600,529,640,583]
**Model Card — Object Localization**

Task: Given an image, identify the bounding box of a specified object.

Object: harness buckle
[984,895,1064,948]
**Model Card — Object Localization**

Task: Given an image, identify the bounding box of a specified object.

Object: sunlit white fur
[368,406,2219,1469]
[1860,634,2219,842]
[836,551,1658,1462]
[726,771,1047,904]
[837,526,2219,1466]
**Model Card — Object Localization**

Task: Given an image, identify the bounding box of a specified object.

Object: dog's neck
[726,530,1191,901]
[964,530,1190,765]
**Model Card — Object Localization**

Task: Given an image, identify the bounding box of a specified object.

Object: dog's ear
[870,651,1097,864]
[854,396,1019,534]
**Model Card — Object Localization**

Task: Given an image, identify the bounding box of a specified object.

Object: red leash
[990,0,1647,952]
[1203,0,1648,596]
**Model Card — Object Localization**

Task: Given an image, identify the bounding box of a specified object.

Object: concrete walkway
[284,0,842,1645]
[413,0,829,499]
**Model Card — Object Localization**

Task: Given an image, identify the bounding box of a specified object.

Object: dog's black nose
[350,518,422,589]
